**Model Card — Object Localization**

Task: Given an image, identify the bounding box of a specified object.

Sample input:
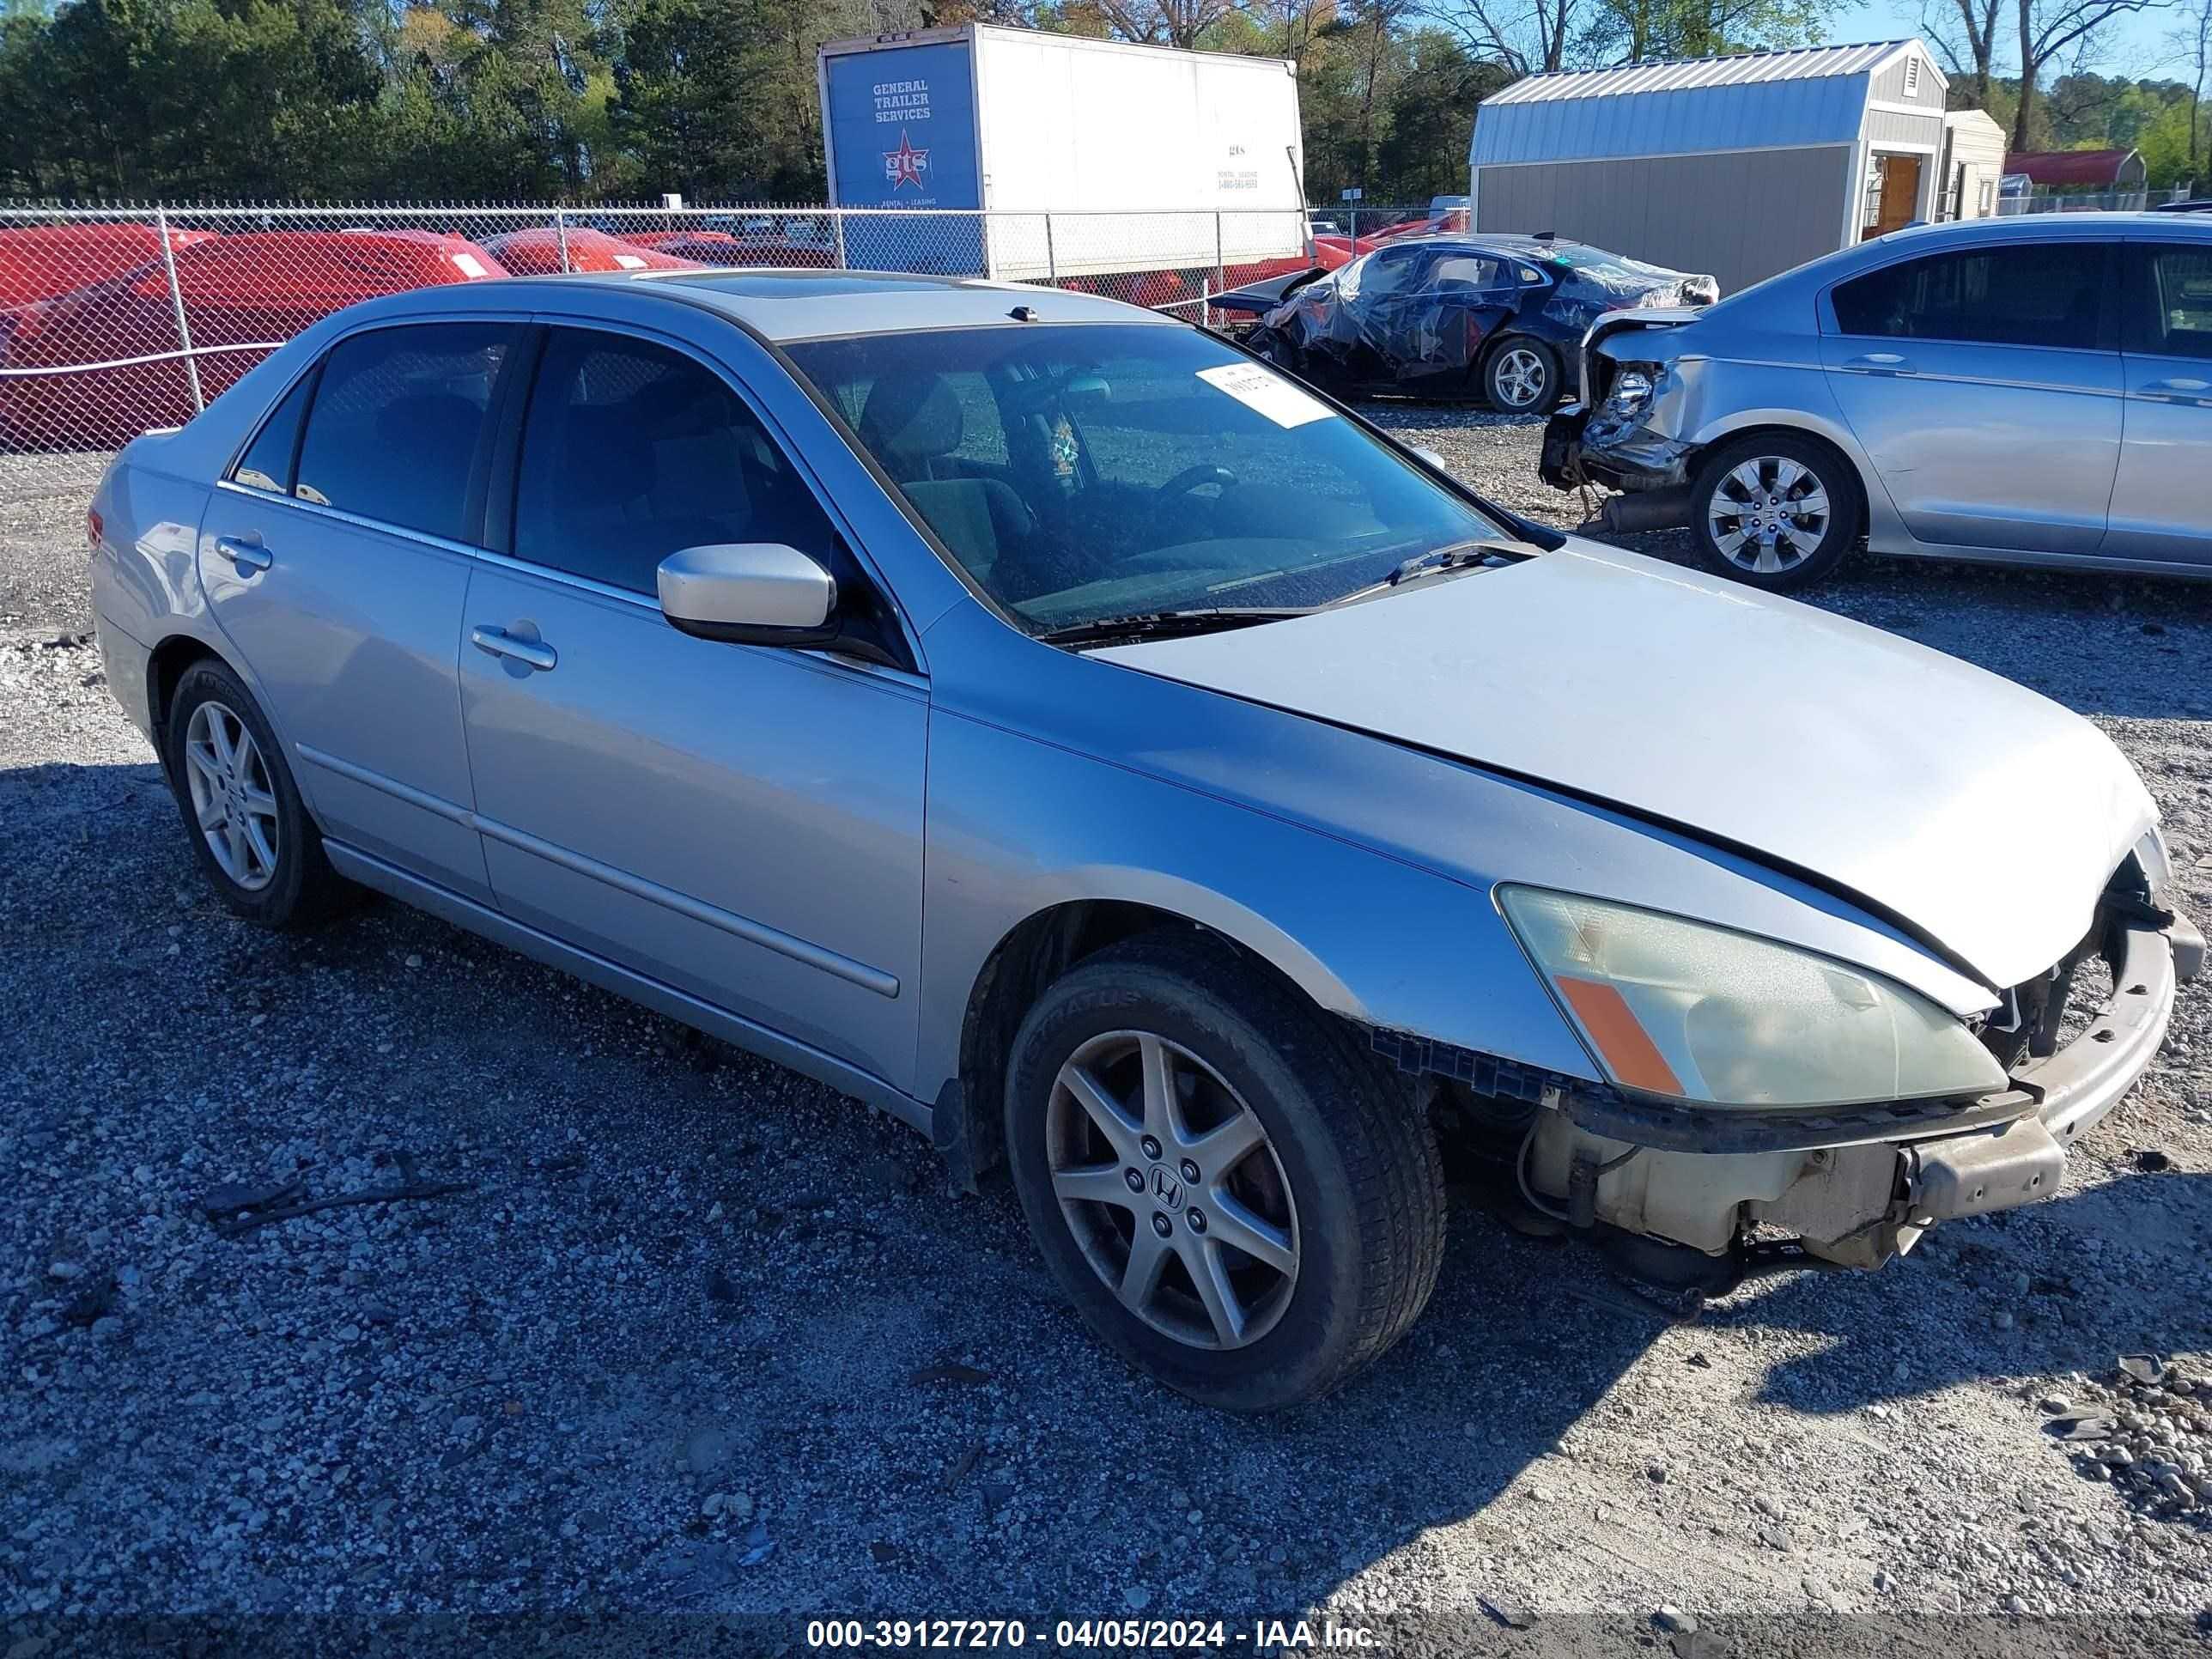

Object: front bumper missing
[1521,908,2192,1263]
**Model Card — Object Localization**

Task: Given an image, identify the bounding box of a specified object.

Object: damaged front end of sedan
[1377,845,2203,1295]
[1540,310,1711,533]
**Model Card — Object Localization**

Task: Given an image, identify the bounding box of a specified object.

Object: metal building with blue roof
[1468,40,1951,295]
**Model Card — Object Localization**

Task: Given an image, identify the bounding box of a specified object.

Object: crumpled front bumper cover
[1905,912,2192,1223]
[1540,401,1696,495]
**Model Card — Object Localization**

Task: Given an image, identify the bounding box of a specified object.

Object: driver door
[457,323,927,1088]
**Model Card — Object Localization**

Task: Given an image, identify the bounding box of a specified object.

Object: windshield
[782,323,1504,634]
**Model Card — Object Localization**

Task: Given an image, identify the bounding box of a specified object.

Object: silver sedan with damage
[1543,212,2212,587]
[90,269,2200,1408]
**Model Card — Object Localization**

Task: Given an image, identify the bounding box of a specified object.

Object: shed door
[1863,155,1923,240]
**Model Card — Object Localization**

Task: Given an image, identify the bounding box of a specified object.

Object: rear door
[198,319,519,904]
[1820,236,2122,554]
[2107,238,2212,567]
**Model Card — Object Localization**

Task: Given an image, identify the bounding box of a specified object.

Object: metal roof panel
[1472,44,1917,166]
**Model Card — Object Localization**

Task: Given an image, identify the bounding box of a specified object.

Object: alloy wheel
[1045,1030,1299,1351]
[1491,346,1550,409]
[183,700,280,891]
[1706,455,1832,576]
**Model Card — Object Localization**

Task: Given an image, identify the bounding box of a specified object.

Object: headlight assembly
[1498,887,2007,1109]
[1599,366,1657,419]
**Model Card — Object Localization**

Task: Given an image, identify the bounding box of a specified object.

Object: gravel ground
[3,420,2209,1654]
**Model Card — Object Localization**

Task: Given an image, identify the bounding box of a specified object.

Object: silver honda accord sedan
[1543,212,2212,588]
[89,269,2200,1408]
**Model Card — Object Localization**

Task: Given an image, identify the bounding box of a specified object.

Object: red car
[0,222,219,310]
[0,230,507,450]
[483,227,705,276]
[1361,208,1469,246]
[1310,234,1382,268]
[620,228,836,269]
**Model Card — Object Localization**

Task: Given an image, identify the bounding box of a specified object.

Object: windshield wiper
[1033,606,1313,647]
[1383,540,1517,586]
[1332,538,1536,607]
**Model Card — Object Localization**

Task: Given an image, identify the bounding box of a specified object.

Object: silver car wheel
[1492,345,1549,409]
[1706,455,1832,576]
[183,700,280,891]
[1046,1030,1300,1352]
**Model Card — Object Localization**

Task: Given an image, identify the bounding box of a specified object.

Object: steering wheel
[1158,464,1237,498]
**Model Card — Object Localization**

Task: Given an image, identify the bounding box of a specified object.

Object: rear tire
[1687,433,1861,590]
[1482,337,1560,414]
[1004,933,1445,1410]
[164,659,355,928]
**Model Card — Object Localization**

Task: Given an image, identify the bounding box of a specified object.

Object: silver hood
[1095,540,2156,992]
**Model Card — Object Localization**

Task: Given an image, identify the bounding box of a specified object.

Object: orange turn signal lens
[1553,975,1684,1097]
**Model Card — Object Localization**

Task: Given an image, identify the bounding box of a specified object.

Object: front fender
[913,698,1603,1103]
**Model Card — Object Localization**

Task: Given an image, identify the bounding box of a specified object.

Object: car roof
[1870,210,2212,246]
[1370,233,1611,261]
[373,266,1176,343]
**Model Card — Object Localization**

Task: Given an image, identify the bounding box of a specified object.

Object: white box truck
[817,25,1307,284]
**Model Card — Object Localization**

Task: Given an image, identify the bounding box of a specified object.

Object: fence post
[832,209,848,270]
[1044,213,1057,283]
[1213,210,1224,298]
[555,208,571,273]
[155,206,204,415]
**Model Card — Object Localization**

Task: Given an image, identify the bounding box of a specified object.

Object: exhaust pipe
[1598,485,1692,535]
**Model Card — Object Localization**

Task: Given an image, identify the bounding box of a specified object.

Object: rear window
[291,323,513,541]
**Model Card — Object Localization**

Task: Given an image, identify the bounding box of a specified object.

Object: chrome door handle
[470,625,557,672]
[1843,352,1913,375]
[214,535,271,574]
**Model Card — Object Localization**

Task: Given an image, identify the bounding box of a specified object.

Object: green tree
[1377,29,1505,199]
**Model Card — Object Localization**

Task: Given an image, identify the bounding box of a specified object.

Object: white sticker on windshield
[1196,362,1335,428]
[613,253,647,270]
[449,253,489,280]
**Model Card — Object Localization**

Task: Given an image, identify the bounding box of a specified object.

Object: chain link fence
[0,201,1316,455]
[1995,185,2195,216]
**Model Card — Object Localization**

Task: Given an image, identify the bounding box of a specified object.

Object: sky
[1825,1,2191,83]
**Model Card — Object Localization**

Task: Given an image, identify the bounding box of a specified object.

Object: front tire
[1687,433,1862,589]
[1005,933,1445,1410]
[164,659,354,927]
[1482,337,1559,413]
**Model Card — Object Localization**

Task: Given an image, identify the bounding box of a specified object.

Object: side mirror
[1410,445,1450,473]
[657,544,838,647]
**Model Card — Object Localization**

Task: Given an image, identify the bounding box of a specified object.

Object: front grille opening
[2053,945,2116,1052]
[1982,885,2135,1071]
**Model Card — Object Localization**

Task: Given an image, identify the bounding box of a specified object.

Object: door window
[1831,242,2107,349]
[291,324,514,540]
[229,370,315,495]
[2136,244,2212,361]
[1340,247,1423,301]
[512,329,840,595]
[1428,255,1507,290]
